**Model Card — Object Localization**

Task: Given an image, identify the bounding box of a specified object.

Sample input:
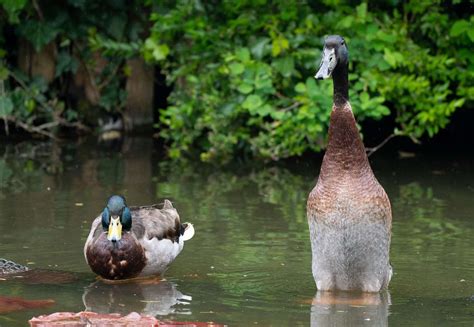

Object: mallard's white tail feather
[163,199,174,209]
[182,223,195,241]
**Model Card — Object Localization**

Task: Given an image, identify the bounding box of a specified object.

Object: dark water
[0,138,472,326]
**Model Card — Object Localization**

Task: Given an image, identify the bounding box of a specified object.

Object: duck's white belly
[139,237,184,276]
[308,211,391,292]
[307,178,392,292]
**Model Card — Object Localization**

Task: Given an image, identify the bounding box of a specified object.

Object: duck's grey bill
[315,48,336,80]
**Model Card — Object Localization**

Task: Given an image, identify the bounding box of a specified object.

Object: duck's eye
[341,40,345,45]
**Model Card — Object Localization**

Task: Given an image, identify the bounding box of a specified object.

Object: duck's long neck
[332,62,349,107]
[320,64,370,178]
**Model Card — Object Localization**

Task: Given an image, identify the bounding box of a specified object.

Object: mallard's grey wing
[131,200,194,276]
[130,200,184,243]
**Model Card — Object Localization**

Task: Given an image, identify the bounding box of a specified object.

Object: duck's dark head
[315,35,348,80]
[101,195,132,242]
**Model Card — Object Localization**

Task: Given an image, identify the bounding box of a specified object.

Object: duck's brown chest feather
[86,233,147,280]
[307,103,391,227]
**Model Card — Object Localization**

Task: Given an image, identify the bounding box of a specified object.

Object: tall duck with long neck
[307,35,392,292]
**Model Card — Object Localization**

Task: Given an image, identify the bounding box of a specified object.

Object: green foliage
[0,0,472,160]
[0,0,27,23]
[148,0,473,161]
[0,0,149,135]
[17,19,60,51]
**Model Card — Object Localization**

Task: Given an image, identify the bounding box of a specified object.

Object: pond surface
[0,138,473,326]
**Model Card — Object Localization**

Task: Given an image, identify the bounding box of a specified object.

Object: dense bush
[149,0,473,161]
[1,1,473,161]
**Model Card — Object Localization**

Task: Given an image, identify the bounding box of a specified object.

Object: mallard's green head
[315,35,348,80]
[101,195,132,242]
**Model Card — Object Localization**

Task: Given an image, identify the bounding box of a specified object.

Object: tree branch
[366,133,397,157]
[32,0,44,21]
[2,116,57,139]
[5,71,91,136]
[281,101,301,111]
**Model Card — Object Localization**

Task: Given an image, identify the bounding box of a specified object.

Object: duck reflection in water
[311,291,391,327]
[82,279,191,316]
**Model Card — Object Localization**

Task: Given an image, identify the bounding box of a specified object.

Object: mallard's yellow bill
[107,217,122,241]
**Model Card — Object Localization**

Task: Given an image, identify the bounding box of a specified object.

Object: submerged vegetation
[0,1,472,161]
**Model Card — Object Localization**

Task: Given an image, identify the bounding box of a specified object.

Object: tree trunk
[124,58,154,130]
[18,39,57,83]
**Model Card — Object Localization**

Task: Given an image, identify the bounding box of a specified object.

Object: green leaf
[306,78,317,95]
[453,98,465,108]
[295,82,306,93]
[377,105,390,116]
[236,48,251,62]
[376,31,397,44]
[467,28,474,42]
[229,62,245,75]
[273,56,294,77]
[337,16,354,29]
[143,39,169,62]
[450,20,469,37]
[220,103,236,116]
[18,20,59,51]
[242,94,263,110]
[0,95,14,116]
[251,38,270,59]
[383,48,397,67]
[55,51,78,77]
[256,104,272,116]
[360,92,370,103]
[255,78,272,90]
[271,110,285,120]
[237,83,253,94]
[356,3,367,21]
[271,35,289,57]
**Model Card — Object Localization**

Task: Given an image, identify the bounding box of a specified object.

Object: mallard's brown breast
[86,233,147,280]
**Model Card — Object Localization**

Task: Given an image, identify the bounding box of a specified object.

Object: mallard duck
[307,35,392,292]
[84,195,194,280]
